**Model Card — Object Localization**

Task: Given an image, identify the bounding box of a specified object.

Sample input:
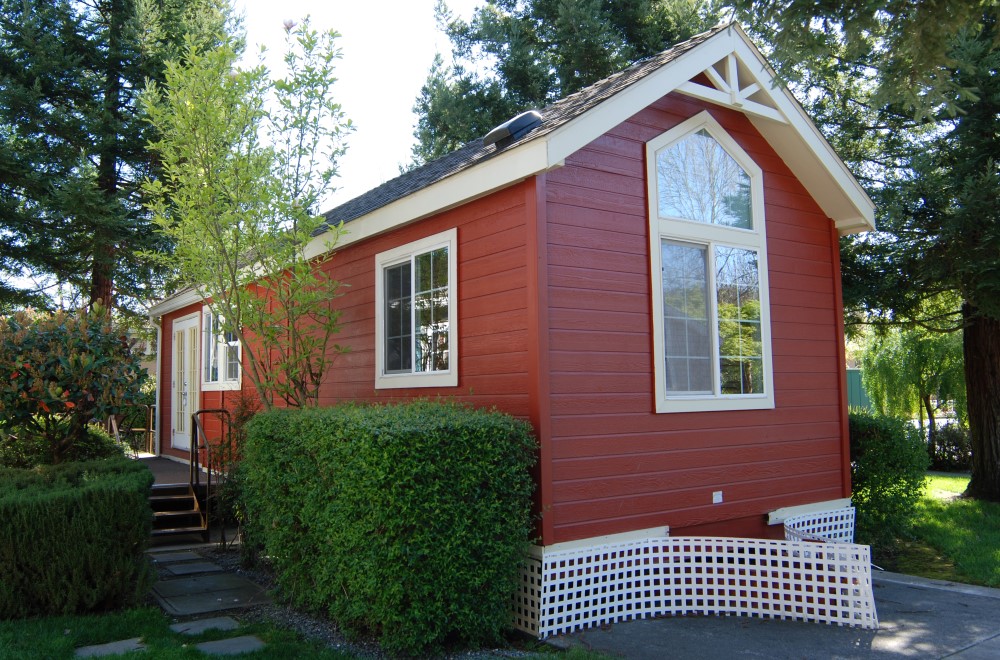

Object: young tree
[0,0,229,314]
[144,20,353,409]
[410,0,720,165]
[734,3,1000,501]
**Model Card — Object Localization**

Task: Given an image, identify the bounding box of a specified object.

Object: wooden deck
[138,456,192,485]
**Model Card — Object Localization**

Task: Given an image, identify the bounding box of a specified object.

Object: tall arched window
[647,112,774,413]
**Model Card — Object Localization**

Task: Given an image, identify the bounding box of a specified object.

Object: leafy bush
[241,401,536,656]
[0,306,147,463]
[929,423,972,471]
[849,410,930,555]
[0,457,154,618]
[0,424,123,469]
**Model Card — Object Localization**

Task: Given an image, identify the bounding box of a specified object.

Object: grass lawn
[0,607,352,660]
[895,472,1000,588]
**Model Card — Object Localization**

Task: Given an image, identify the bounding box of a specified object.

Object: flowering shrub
[0,305,147,463]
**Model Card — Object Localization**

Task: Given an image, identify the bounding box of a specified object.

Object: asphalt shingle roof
[318,24,728,233]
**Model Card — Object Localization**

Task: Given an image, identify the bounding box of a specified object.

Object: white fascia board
[147,288,203,318]
[305,139,551,260]
[545,29,741,166]
[730,26,875,234]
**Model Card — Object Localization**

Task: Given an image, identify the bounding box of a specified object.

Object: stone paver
[169,616,240,636]
[148,550,202,563]
[195,635,266,656]
[153,574,254,598]
[163,560,224,576]
[74,637,145,657]
[153,574,270,616]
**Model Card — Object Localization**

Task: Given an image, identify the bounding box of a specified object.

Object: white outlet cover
[712,491,723,504]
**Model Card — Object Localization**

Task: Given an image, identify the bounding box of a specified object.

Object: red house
[149,23,875,627]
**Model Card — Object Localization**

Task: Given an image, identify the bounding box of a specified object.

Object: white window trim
[374,228,458,389]
[647,111,775,413]
[201,306,242,391]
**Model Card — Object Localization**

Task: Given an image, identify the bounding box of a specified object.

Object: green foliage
[0,457,154,618]
[930,424,973,472]
[411,0,719,165]
[0,0,230,312]
[240,401,537,656]
[0,424,123,469]
[859,315,966,425]
[144,18,352,409]
[0,306,147,463]
[849,410,929,557]
[734,0,989,119]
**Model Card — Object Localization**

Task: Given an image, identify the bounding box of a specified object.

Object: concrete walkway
[551,571,1000,659]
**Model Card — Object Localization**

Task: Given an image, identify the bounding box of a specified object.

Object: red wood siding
[313,182,532,417]
[543,92,848,544]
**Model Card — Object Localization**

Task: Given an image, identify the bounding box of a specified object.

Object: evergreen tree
[410,0,720,166]
[735,3,1000,500]
[0,0,228,313]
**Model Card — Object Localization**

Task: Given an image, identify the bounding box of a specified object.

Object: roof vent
[483,110,543,149]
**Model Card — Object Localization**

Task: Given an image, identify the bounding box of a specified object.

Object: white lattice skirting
[784,506,856,543]
[513,533,877,638]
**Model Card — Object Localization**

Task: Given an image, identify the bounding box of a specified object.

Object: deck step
[152,525,208,536]
[154,509,201,518]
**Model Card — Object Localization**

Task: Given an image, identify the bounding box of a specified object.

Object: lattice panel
[784,507,856,543]
[537,538,667,637]
[511,550,543,635]
[519,534,877,638]
[661,537,876,628]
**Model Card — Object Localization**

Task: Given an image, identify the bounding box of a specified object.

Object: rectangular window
[375,229,457,389]
[202,309,241,390]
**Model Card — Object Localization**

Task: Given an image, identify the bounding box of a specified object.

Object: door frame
[171,313,200,452]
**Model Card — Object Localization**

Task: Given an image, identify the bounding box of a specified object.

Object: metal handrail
[190,408,232,546]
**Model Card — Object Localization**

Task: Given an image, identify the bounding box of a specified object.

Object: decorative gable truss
[677,52,787,124]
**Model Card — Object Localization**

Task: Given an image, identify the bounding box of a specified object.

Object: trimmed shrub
[0,457,154,618]
[849,410,929,555]
[0,424,123,469]
[241,401,537,656]
[930,423,972,471]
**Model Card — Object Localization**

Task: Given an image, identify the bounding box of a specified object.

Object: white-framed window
[374,228,458,389]
[202,307,241,390]
[647,111,774,413]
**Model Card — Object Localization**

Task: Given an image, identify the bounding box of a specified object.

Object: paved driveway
[551,572,1000,659]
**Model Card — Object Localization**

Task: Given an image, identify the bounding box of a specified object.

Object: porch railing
[190,408,233,546]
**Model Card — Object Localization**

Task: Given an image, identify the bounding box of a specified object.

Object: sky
[233,0,483,208]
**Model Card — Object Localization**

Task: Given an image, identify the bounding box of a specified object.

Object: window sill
[655,393,775,414]
[201,380,242,392]
[375,371,458,390]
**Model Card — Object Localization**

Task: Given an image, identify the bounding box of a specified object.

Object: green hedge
[241,401,537,656]
[0,424,124,469]
[849,410,929,556]
[0,458,154,618]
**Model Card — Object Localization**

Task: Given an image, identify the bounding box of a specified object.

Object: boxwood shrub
[241,401,537,656]
[0,457,154,618]
[849,410,929,556]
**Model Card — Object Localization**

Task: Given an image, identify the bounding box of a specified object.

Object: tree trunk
[90,0,124,312]
[923,393,937,461]
[963,303,1000,500]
